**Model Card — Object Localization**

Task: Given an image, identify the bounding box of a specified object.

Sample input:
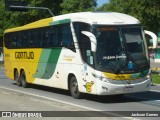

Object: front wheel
[69,76,83,99]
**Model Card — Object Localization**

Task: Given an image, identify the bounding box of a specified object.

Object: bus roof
[5,12,140,33]
[54,12,140,25]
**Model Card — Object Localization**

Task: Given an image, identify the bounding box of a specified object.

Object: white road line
[127,95,160,105]
[0,85,139,120]
[0,75,6,77]
[0,85,100,111]
[150,89,160,93]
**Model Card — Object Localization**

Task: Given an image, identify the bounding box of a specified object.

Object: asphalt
[151,84,160,92]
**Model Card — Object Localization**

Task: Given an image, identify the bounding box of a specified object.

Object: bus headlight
[92,73,110,82]
[146,73,152,79]
[146,74,151,79]
[144,70,152,80]
[102,77,111,83]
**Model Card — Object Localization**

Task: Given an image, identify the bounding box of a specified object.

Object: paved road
[1,88,122,120]
[0,68,125,120]
[0,68,160,120]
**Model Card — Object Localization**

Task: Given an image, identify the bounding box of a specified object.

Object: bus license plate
[124,86,133,91]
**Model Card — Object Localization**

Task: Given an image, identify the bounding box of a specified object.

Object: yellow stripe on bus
[4,17,53,33]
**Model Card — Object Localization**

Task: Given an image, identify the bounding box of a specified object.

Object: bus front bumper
[96,78,151,95]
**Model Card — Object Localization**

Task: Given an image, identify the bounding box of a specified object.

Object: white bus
[4,12,151,98]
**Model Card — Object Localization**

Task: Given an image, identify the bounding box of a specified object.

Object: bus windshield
[93,26,149,73]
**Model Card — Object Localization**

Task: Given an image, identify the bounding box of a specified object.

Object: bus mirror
[81,31,97,52]
[144,30,158,48]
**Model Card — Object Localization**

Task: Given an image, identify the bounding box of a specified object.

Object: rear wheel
[70,76,83,99]
[14,70,21,87]
[20,71,28,88]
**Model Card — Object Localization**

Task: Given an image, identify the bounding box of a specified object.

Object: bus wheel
[70,76,83,99]
[20,71,28,88]
[14,70,21,87]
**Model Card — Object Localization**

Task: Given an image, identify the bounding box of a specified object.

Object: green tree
[15,0,63,25]
[0,0,63,36]
[0,0,19,36]
[98,0,160,34]
[0,0,98,36]
[60,0,97,14]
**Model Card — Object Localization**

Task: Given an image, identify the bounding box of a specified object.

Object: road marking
[0,85,100,111]
[0,85,139,120]
[0,67,4,69]
[0,75,6,77]
[126,95,160,107]
[150,89,160,93]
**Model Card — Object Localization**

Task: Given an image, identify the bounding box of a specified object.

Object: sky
[97,0,109,7]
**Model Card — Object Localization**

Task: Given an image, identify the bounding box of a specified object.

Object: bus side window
[30,30,35,47]
[22,31,27,48]
[53,26,59,47]
[48,27,54,47]
[11,32,18,48]
[25,30,30,47]
[34,30,38,48]
[4,33,10,48]
[61,24,69,46]
[38,29,43,47]
[18,32,22,48]
[73,22,93,65]
[80,34,92,65]
[61,24,75,51]
[42,28,48,47]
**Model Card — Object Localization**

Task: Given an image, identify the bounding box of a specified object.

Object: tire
[14,70,21,87]
[20,71,28,88]
[69,76,83,99]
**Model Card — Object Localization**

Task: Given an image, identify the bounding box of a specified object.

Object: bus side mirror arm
[81,31,97,52]
[144,30,158,48]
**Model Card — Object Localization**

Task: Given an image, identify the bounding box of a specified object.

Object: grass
[152,72,160,84]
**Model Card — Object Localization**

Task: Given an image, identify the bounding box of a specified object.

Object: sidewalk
[150,59,160,74]
[150,59,160,91]
[150,58,160,68]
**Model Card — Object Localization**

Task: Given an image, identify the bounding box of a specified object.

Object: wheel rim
[21,73,26,86]
[15,71,20,85]
[15,72,19,81]
[71,81,78,95]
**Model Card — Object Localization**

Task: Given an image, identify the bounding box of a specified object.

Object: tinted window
[73,22,93,66]
[4,23,75,52]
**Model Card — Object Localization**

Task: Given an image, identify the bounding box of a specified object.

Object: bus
[3,12,151,98]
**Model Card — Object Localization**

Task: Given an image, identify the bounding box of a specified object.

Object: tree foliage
[98,0,160,34]
[9,0,63,26]
[0,0,97,36]
[60,0,97,14]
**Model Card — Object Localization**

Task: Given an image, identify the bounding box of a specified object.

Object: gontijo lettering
[15,52,34,59]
